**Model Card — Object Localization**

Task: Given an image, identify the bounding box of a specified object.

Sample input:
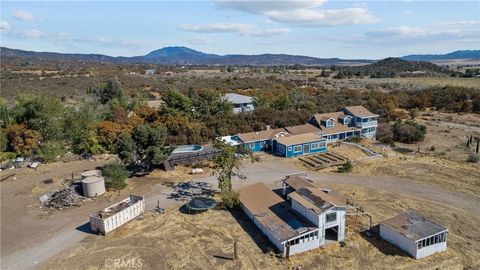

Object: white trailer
[90,195,145,235]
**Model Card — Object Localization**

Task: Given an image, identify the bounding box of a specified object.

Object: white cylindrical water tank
[82,176,106,197]
[81,170,102,179]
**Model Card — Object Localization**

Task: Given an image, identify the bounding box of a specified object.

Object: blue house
[232,128,289,153]
[273,133,327,158]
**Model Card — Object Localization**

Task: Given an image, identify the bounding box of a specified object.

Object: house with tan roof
[239,175,346,257]
[273,133,327,158]
[231,105,377,157]
[231,127,289,152]
[308,106,378,140]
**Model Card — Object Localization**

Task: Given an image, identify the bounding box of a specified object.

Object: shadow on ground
[227,208,277,254]
[75,221,97,235]
[360,225,409,258]
[167,181,215,201]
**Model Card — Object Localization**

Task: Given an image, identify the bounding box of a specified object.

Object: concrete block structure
[380,212,448,259]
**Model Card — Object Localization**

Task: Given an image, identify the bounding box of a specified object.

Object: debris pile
[41,186,86,210]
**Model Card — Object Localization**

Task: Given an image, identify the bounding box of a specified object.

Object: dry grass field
[40,181,479,270]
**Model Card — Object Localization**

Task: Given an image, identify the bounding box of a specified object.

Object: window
[343,117,351,125]
[326,119,334,127]
[326,212,337,223]
[278,144,285,153]
[248,143,255,149]
[259,141,265,147]
[293,145,302,152]
[288,146,292,151]
[311,141,326,150]
[418,232,447,249]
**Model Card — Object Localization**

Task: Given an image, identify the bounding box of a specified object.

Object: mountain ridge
[1,46,478,66]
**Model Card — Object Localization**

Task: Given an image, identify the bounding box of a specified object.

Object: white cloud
[0,21,10,31]
[216,0,378,26]
[433,20,480,27]
[249,28,290,37]
[217,0,326,14]
[185,36,213,45]
[178,23,255,33]
[179,22,290,37]
[13,10,37,21]
[22,29,44,38]
[321,24,479,46]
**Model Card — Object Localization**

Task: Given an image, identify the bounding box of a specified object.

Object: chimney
[266,125,271,131]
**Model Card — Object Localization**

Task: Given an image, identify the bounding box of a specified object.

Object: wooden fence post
[233,241,238,261]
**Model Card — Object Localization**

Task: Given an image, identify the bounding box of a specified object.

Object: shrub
[376,123,394,144]
[37,141,65,163]
[467,153,479,163]
[102,162,129,190]
[338,161,353,173]
[221,190,240,209]
[393,121,426,143]
[0,152,16,162]
[346,136,361,143]
[430,146,436,151]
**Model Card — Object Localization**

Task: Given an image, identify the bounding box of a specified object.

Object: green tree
[0,98,10,128]
[271,95,292,111]
[162,89,192,115]
[102,162,129,190]
[14,95,65,141]
[192,90,232,120]
[64,102,100,152]
[96,80,123,105]
[115,124,168,167]
[213,140,250,208]
[115,133,136,165]
[0,129,7,152]
[37,141,65,163]
[253,94,270,108]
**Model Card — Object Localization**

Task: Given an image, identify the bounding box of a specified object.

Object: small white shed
[380,212,448,259]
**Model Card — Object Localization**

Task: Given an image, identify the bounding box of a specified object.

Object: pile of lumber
[42,186,84,210]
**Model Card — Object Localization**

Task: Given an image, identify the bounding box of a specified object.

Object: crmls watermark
[104,258,143,269]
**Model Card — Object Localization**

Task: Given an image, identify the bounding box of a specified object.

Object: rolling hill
[0,46,373,66]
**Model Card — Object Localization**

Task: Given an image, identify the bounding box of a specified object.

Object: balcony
[356,120,377,128]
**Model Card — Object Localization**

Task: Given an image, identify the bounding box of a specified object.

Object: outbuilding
[380,212,448,259]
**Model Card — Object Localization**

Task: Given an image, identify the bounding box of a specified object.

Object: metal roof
[239,183,317,243]
[381,212,448,241]
[289,187,345,215]
[284,175,316,191]
[225,93,253,104]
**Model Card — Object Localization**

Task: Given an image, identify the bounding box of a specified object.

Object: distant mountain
[1,46,477,67]
[0,46,373,66]
[338,57,452,78]
[401,50,480,61]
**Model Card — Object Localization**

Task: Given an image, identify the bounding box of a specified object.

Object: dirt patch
[353,155,480,197]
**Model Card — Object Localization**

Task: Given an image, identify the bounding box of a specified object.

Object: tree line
[1,79,478,164]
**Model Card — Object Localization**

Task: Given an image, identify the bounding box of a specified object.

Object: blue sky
[1,1,479,59]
